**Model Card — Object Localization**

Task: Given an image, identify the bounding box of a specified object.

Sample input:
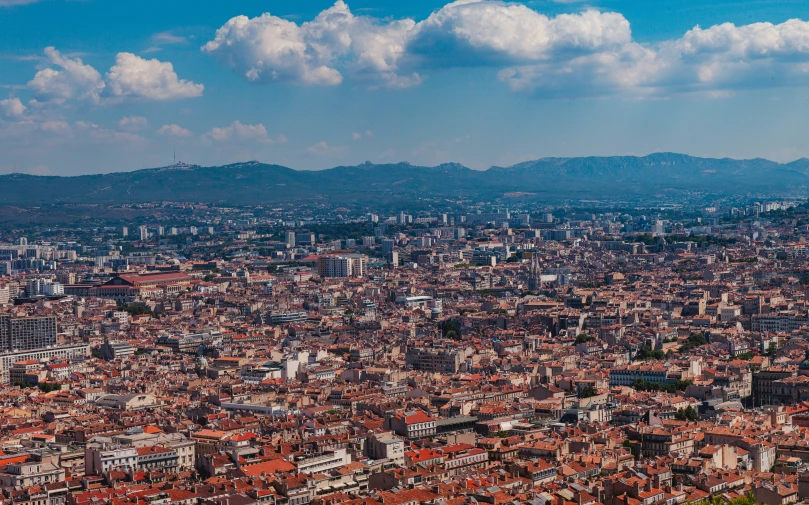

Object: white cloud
[203,121,276,144]
[307,140,348,157]
[202,0,809,98]
[201,10,344,86]
[24,48,202,108]
[106,53,204,101]
[498,18,809,97]
[202,0,418,87]
[27,47,105,104]
[152,32,188,45]
[144,32,190,54]
[352,130,373,140]
[117,116,148,131]
[156,124,193,138]
[39,120,71,135]
[74,121,147,144]
[0,97,26,118]
[407,2,630,64]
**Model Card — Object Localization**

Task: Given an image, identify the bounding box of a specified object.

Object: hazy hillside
[1,154,807,205]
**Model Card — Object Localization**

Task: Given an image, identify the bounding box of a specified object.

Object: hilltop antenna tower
[174,149,176,165]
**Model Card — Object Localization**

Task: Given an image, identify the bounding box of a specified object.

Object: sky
[3,0,809,176]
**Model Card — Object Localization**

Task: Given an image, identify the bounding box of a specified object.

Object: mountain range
[2,153,808,206]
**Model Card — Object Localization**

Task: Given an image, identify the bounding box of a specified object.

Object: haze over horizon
[5,0,809,175]
[7,152,809,179]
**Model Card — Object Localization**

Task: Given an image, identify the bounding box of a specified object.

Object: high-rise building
[295,232,316,245]
[0,315,57,353]
[139,226,148,241]
[285,231,296,247]
[317,254,367,278]
[157,226,165,236]
[122,227,129,237]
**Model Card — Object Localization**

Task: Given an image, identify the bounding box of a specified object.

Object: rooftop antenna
[174,149,176,165]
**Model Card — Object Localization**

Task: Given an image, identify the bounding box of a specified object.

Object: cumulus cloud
[27,47,105,105]
[202,0,419,87]
[499,18,809,97]
[39,120,71,135]
[352,130,373,140]
[307,141,349,157]
[106,53,204,101]
[203,121,277,144]
[0,97,26,118]
[74,121,147,143]
[117,116,148,131]
[156,124,193,138]
[201,0,809,98]
[202,9,343,85]
[25,48,202,107]
[407,2,630,65]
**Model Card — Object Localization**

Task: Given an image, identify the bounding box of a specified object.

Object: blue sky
[2,0,809,175]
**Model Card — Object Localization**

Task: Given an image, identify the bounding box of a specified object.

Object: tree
[580,386,599,398]
[576,334,595,344]
[120,304,154,317]
[679,333,708,352]
[765,342,778,357]
[39,382,59,393]
[632,379,692,393]
[675,405,699,421]
[440,319,462,339]
[636,346,665,361]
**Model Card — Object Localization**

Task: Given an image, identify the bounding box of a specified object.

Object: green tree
[580,386,599,398]
[674,405,700,421]
[440,319,462,339]
[679,333,708,352]
[636,346,665,361]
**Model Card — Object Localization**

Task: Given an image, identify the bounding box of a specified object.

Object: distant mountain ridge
[2,153,808,205]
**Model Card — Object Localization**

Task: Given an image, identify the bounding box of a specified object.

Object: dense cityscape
[0,196,808,505]
[8,0,809,504]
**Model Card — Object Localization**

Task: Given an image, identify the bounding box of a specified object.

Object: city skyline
[3,0,809,175]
